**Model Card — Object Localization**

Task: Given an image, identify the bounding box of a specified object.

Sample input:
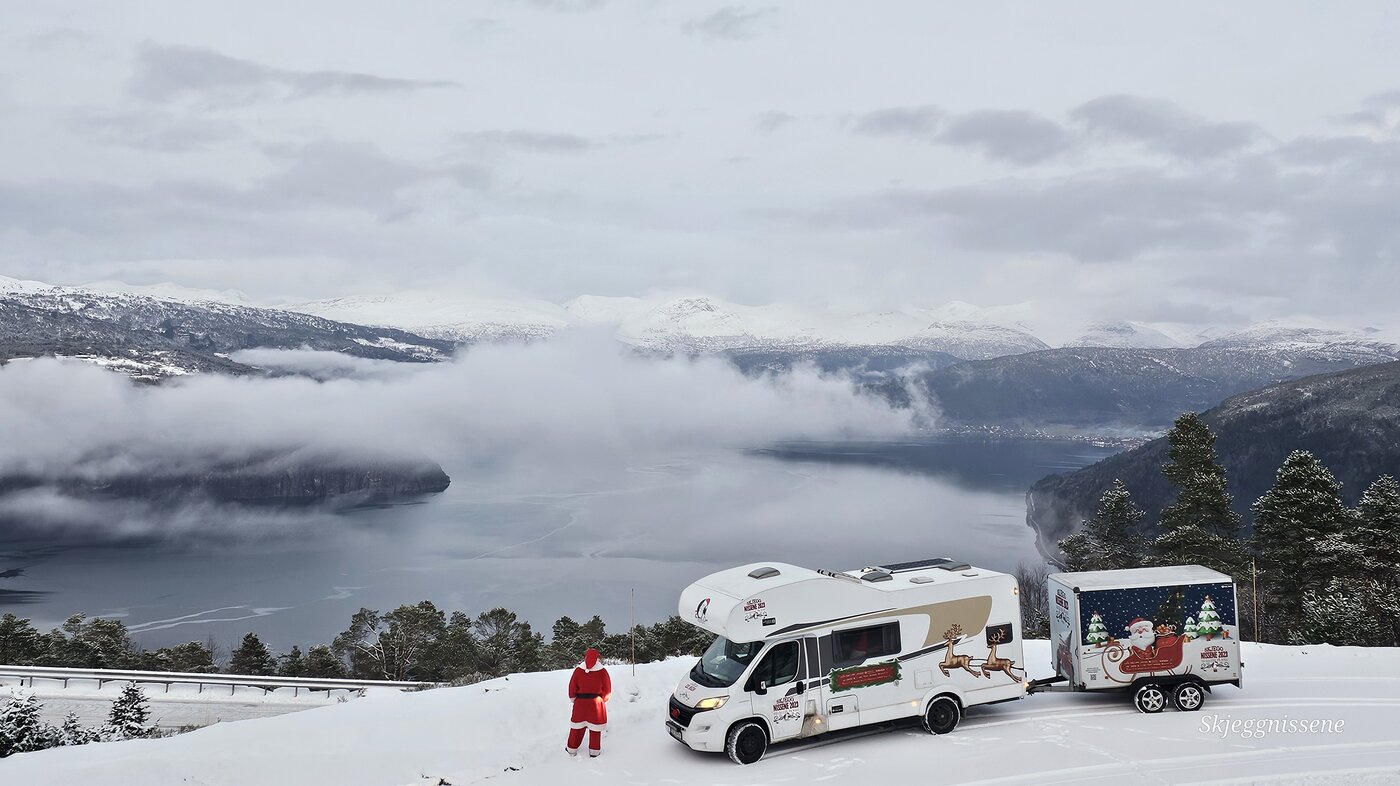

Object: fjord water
[3,438,1117,651]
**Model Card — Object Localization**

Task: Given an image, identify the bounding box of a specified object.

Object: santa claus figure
[1125,618,1158,656]
[566,648,612,758]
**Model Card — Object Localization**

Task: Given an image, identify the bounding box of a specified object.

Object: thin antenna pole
[630,588,636,676]
[1251,558,1260,642]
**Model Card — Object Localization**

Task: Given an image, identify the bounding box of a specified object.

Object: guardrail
[0,665,439,697]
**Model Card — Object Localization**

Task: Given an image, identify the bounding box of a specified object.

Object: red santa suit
[566,648,611,757]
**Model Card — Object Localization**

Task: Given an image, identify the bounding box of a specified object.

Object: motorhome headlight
[694,696,728,711]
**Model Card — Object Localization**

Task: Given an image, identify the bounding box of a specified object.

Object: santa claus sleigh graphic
[1035,565,1242,715]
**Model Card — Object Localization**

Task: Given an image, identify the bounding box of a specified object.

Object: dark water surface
[0,437,1117,652]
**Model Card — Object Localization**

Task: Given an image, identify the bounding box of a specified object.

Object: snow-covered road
[3,642,1398,786]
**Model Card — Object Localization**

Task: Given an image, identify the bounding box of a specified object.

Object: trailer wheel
[1172,682,1205,712]
[1133,683,1167,714]
[923,695,961,734]
[726,721,768,765]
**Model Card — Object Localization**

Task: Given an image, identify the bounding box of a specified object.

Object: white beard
[1128,627,1156,650]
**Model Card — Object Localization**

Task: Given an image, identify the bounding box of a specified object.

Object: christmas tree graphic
[1183,616,1199,641]
[1196,596,1223,640]
[1085,611,1109,646]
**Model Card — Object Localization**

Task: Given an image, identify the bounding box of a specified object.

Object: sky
[2,1,1399,329]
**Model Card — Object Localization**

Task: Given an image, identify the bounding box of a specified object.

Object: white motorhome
[667,558,1026,764]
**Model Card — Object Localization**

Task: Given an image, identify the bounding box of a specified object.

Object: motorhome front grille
[880,557,971,573]
[668,696,699,728]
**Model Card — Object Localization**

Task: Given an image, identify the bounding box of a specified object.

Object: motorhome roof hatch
[747,566,781,579]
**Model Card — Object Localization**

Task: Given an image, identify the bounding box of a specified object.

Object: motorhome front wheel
[923,695,961,734]
[725,721,768,765]
[1133,683,1167,714]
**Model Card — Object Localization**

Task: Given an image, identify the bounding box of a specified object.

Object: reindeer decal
[981,629,1022,681]
[939,624,982,678]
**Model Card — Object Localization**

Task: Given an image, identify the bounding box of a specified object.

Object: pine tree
[229,633,276,676]
[1195,596,1223,640]
[0,614,42,666]
[1084,611,1108,646]
[105,683,155,741]
[57,711,95,747]
[1183,616,1199,640]
[1355,476,1400,582]
[1159,413,1242,538]
[1058,480,1146,570]
[1150,522,1250,576]
[1292,579,1399,647]
[277,646,306,678]
[1253,451,1351,641]
[302,645,346,679]
[0,692,58,757]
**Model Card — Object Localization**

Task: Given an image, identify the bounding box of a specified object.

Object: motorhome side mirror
[755,680,768,696]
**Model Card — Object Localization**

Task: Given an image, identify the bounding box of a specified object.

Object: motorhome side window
[831,622,900,667]
[746,640,800,691]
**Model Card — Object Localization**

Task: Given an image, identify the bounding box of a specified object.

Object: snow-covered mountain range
[4,276,1398,386]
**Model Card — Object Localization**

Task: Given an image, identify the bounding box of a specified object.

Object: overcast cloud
[2,1,1398,329]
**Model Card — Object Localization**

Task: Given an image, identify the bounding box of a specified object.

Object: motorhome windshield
[690,637,765,688]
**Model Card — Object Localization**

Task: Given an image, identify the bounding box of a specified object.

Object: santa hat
[580,648,602,671]
[1125,618,1151,630]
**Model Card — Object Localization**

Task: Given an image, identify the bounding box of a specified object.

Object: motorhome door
[743,639,805,742]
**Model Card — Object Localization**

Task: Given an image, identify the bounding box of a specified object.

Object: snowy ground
[3,642,1398,786]
[0,675,353,730]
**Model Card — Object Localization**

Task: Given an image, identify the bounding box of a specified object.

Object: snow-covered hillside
[1066,320,1181,349]
[6,642,1397,785]
[284,293,568,343]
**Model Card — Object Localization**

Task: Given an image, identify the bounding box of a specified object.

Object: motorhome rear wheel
[725,721,768,765]
[1133,683,1167,714]
[923,695,961,734]
[1172,682,1205,711]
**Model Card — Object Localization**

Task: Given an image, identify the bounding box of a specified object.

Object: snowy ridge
[5,641,1398,785]
[0,278,453,379]
[284,293,568,343]
[1065,320,1181,349]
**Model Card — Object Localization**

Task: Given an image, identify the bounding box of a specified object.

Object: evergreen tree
[1195,596,1223,640]
[229,633,276,676]
[472,608,521,678]
[1159,412,1241,538]
[1292,579,1399,647]
[1149,522,1250,576]
[435,612,479,681]
[303,645,346,679]
[647,615,713,657]
[1253,451,1351,641]
[105,684,155,741]
[0,614,42,666]
[277,646,306,678]
[0,692,58,757]
[1058,480,1146,570]
[57,712,95,747]
[546,616,583,669]
[512,622,545,673]
[161,641,217,673]
[1355,476,1400,582]
[1084,612,1108,646]
[44,614,136,669]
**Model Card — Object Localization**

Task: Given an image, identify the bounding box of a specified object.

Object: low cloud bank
[0,332,928,541]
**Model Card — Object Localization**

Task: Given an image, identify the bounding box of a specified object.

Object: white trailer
[667,558,1027,764]
[1044,565,1243,713]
